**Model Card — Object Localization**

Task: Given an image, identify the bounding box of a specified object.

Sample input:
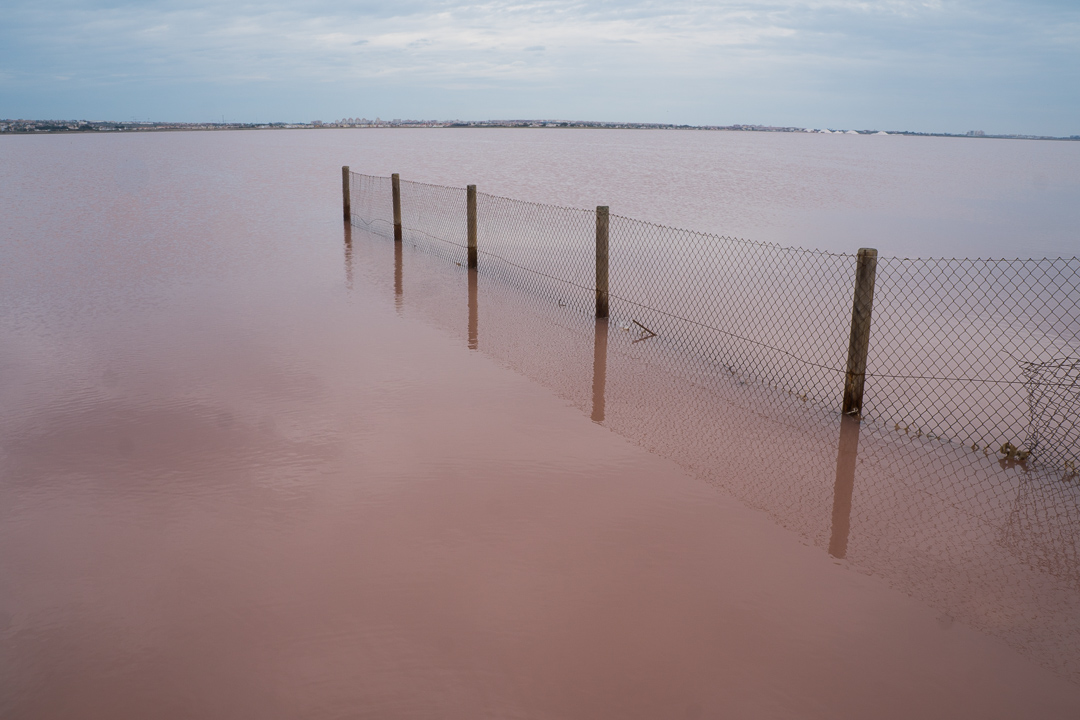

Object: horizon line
[1,118,1078,142]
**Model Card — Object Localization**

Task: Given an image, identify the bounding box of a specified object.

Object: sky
[1,1,1078,135]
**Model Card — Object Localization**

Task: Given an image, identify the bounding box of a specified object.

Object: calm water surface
[1,130,1079,718]
[328,127,1080,259]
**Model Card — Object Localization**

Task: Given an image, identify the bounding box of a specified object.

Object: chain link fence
[397,179,468,266]
[868,257,1080,467]
[349,173,394,239]
[348,171,1080,470]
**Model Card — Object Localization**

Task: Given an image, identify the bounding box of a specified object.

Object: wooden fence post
[392,173,402,243]
[467,185,478,269]
[595,206,609,319]
[342,166,351,222]
[842,248,878,416]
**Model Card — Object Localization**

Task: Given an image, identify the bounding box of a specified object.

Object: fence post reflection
[394,239,403,311]
[468,268,478,350]
[343,221,353,292]
[591,318,609,423]
[828,414,862,559]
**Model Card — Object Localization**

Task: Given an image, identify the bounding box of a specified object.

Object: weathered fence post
[342,166,351,222]
[595,206,609,319]
[842,248,878,416]
[467,185,478,269]
[392,173,402,243]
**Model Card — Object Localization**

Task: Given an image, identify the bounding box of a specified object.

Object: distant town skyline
[2,1,1078,137]
[6,117,1077,142]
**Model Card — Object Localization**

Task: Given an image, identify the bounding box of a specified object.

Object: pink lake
[1,129,1078,719]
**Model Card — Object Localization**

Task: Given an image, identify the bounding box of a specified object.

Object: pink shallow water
[1,130,1079,718]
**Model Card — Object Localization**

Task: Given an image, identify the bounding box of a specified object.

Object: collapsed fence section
[344,168,1080,470]
[1022,357,1080,470]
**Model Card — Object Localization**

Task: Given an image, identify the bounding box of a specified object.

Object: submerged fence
[343,168,1080,471]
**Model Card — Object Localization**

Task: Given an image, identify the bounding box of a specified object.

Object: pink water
[1,130,1079,718]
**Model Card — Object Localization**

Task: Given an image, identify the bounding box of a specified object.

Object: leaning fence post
[467,185,478,269]
[392,173,402,243]
[595,206,609,319]
[842,248,878,416]
[342,166,351,222]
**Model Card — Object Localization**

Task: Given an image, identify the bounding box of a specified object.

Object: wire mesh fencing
[397,179,468,266]
[349,173,394,238]
[475,192,597,318]
[347,170,1080,470]
[606,214,855,409]
[868,257,1080,466]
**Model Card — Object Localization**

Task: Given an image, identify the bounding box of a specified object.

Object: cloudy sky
[2,1,1078,134]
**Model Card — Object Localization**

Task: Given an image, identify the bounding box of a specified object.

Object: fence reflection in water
[345,221,1080,684]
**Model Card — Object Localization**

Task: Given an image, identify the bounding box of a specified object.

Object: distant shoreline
[2,119,1077,142]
